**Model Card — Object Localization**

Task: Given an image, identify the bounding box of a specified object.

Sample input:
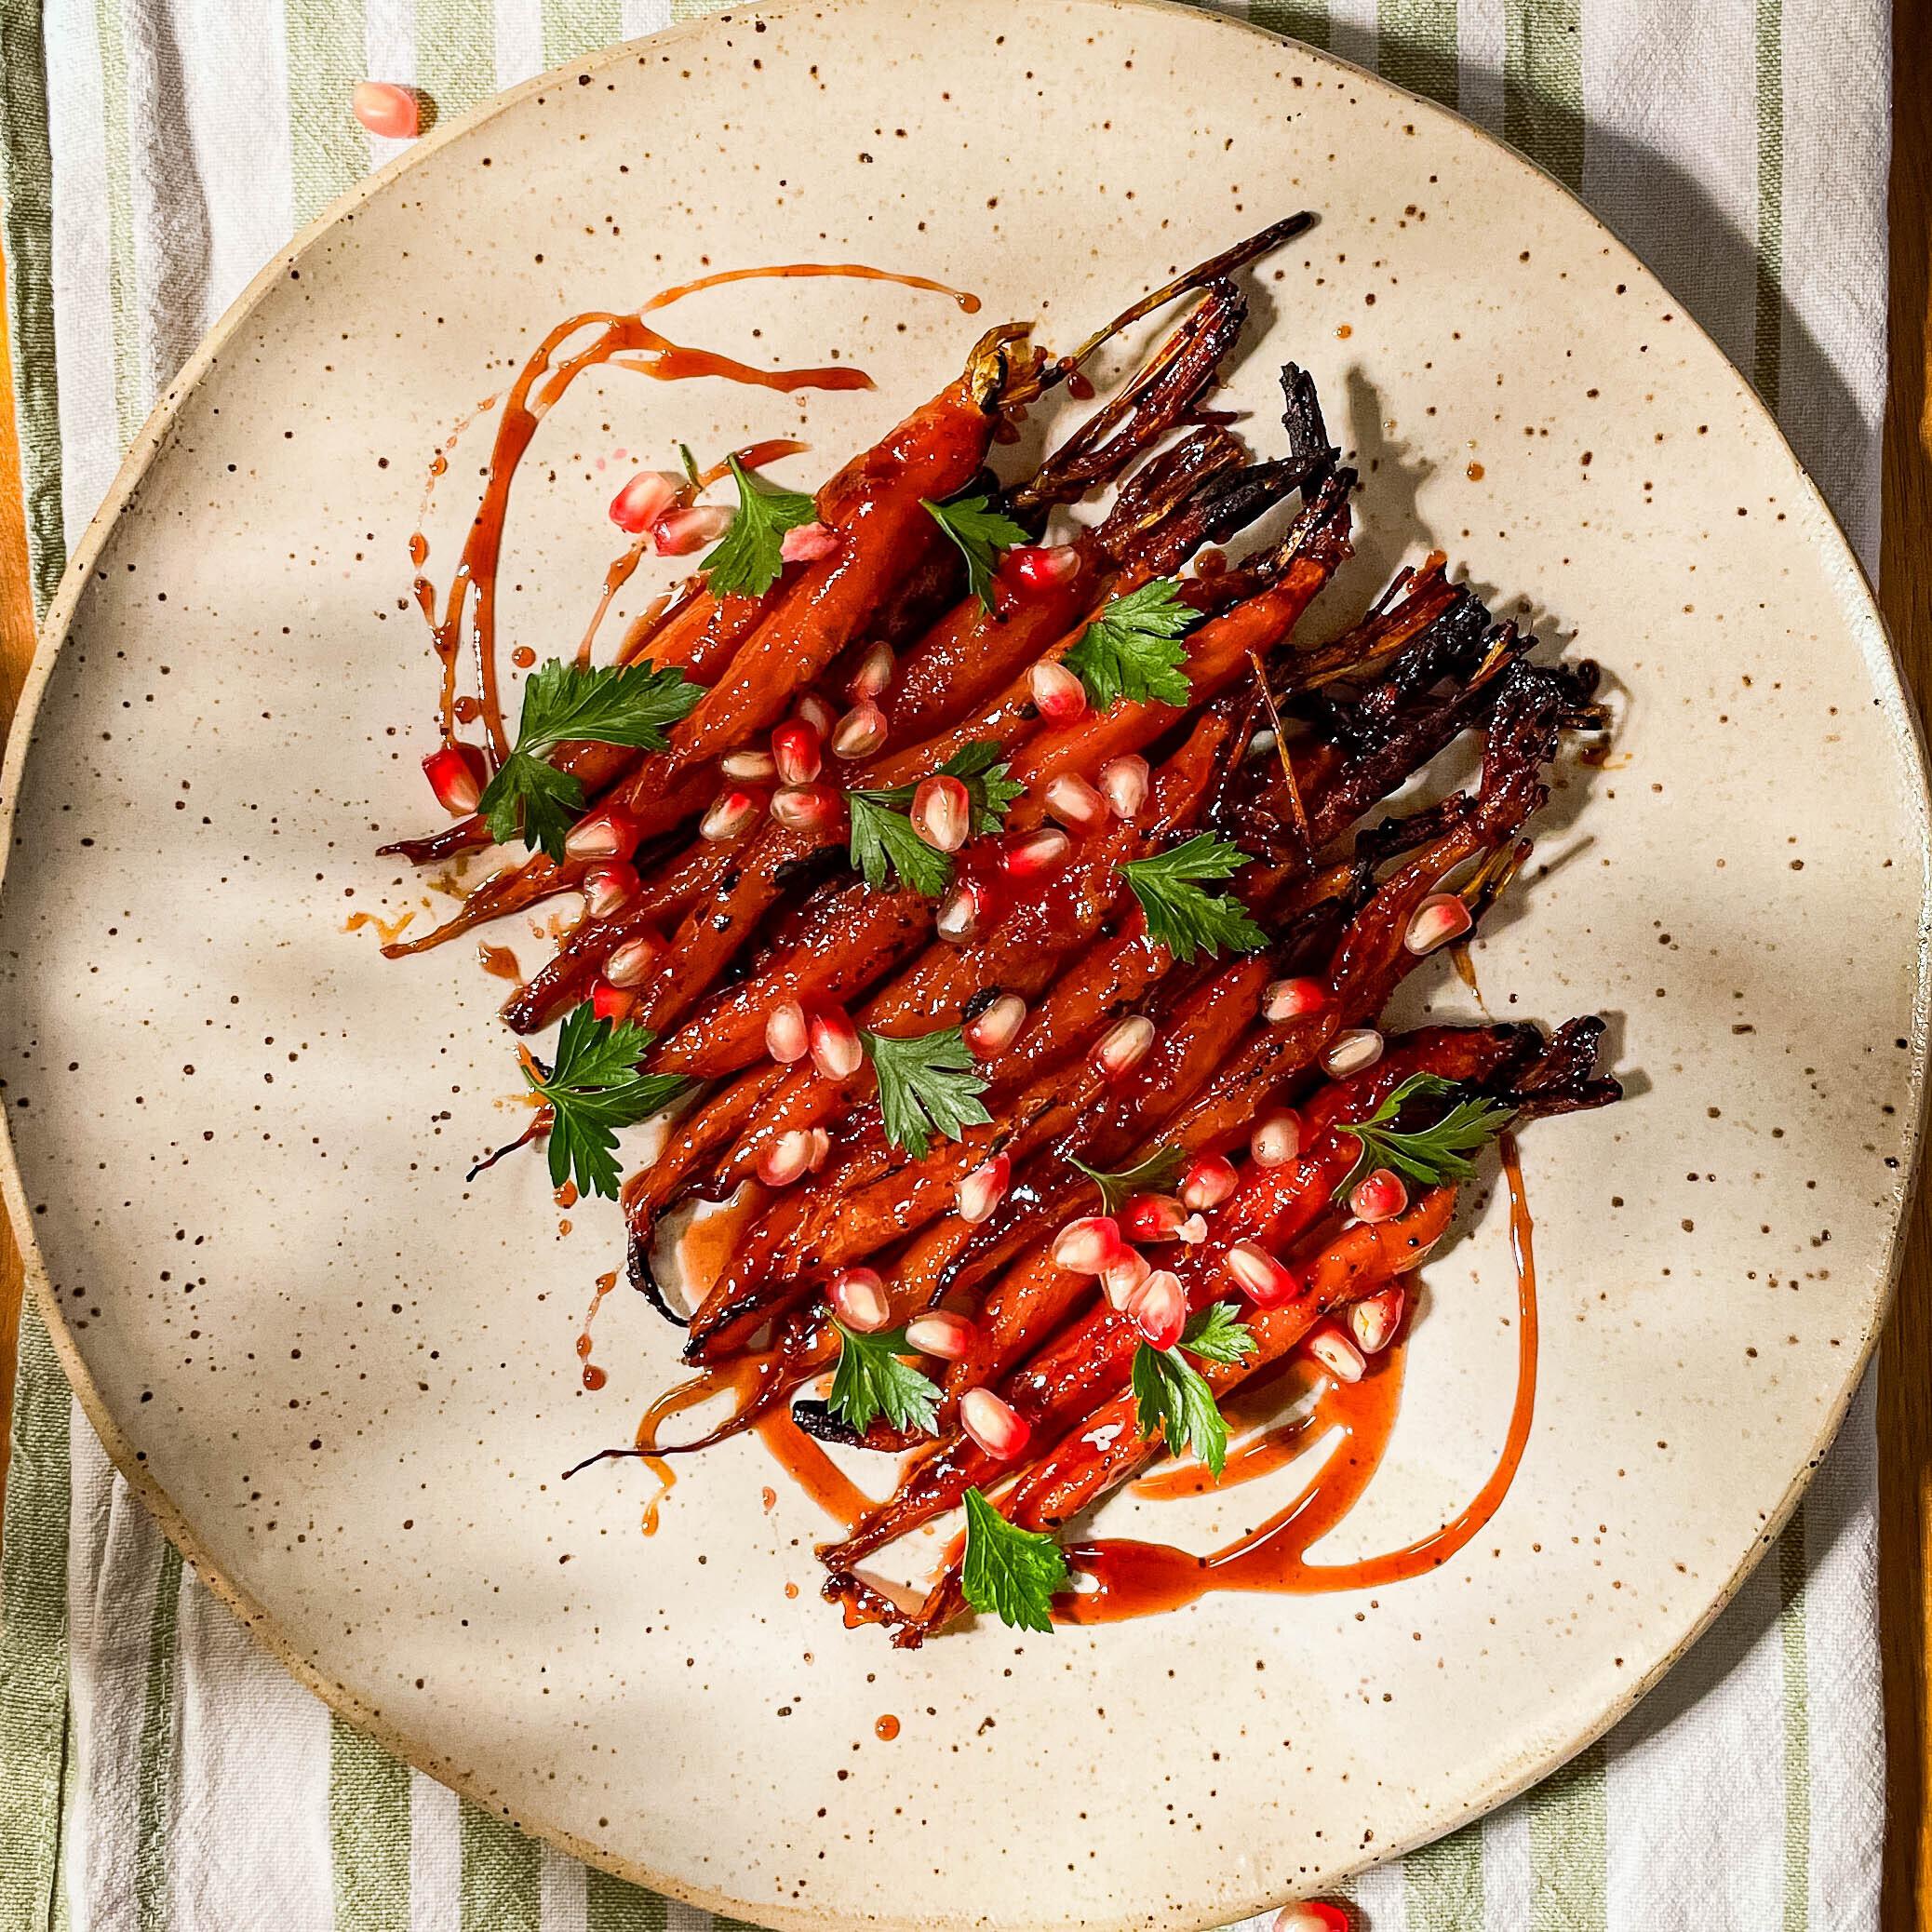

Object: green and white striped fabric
[0,1,1889,1926]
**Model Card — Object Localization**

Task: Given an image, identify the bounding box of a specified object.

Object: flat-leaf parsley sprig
[1063,578,1197,710]
[845,742,1024,895]
[862,1026,993,1159]
[522,1005,689,1200]
[826,1322,941,1436]
[922,492,1029,610]
[1120,833,1268,963]
[1130,1302,1258,1479]
[701,454,819,598]
[1067,1144,1183,1215]
[1331,1072,1516,1203]
[959,1486,1071,1633]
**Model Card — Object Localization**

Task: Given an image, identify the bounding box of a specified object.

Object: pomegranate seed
[807,1008,864,1081]
[1098,753,1149,819]
[935,880,985,945]
[1029,658,1088,722]
[827,1266,891,1333]
[1093,1015,1155,1078]
[769,782,842,834]
[829,699,887,759]
[422,742,487,816]
[1263,976,1327,1023]
[795,692,839,736]
[719,746,777,782]
[906,1310,975,1360]
[771,718,823,785]
[804,1128,831,1173]
[1127,1270,1188,1350]
[779,519,839,563]
[963,991,1026,1056]
[1349,1284,1407,1354]
[1226,1240,1299,1308]
[590,981,635,1024]
[758,1129,819,1187]
[351,80,419,139]
[1181,1154,1239,1210]
[1308,1326,1365,1384]
[849,641,894,701]
[910,775,972,852]
[1273,1906,1350,1932]
[603,932,664,988]
[656,504,733,556]
[1052,1216,1124,1275]
[1043,772,1107,830]
[1250,1111,1302,1168]
[1003,543,1080,592]
[1349,1168,1408,1223]
[764,998,810,1064]
[960,1388,1032,1461]
[1004,827,1071,879]
[563,805,643,862]
[1322,1028,1385,1077]
[608,469,681,534]
[581,861,639,920]
[1175,1214,1208,1244]
[1120,1192,1187,1242]
[956,1154,1011,1224]
[1100,1246,1151,1310]
[1405,892,1474,955]
[701,787,763,840]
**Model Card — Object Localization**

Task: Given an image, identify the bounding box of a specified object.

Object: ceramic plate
[1,3,1924,1926]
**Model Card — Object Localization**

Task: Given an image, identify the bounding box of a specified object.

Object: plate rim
[0,3,1924,1925]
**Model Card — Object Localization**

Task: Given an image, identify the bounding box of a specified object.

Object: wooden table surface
[2,10,1930,1919]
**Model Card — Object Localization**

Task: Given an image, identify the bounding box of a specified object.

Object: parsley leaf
[478,659,704,859]
[862,1026,993,1159]
[844,742,1023,894]
[1063,579,1197,710]
[522,1005,689,1200]
[1130,1303,1258,1479]
[1120,833,1268,963]
[922,492,1028,610]
[1332,1072,1516,1202]
[1067,1144,1183,1215]
[702,454,818,599]
[959,1486,1069,1633]
[826,1321,941,1436]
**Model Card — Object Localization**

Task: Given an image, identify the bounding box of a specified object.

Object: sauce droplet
[1466,461,1485,481]
[1335,323,1353,340]
[477,942,522,982]
[874,1714,901,1741]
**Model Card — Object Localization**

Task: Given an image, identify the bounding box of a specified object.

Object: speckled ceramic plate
[0,2,1924,1926]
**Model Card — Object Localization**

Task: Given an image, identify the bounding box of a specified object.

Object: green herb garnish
[1331,1072,1515,1203]
[826,1321,941,1436]
[845,741,1023,895]
[1130,1303,1258,1479]
[922,492,1029,610]
[862,1026,993,1159]
[1063,578,1197,710]
[702,454,818,598]
[1120,833,1268,963]
[959,1486,1070,1633]
[1066,1145,1184,1215]
[522,1006,688,1200]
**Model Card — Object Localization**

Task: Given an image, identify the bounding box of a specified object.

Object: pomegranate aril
[1180,1153,1239,1211]
[963,991,1026,1056]
[563,805,643,862]
[1263,976,1327,1023]
[1349,1284,1407,1354]
[1120,1192,1187,1242]
[1100,1246,1151,1310]
[1174,1213,1208,1244]
[827,1266,890,1334]
[1308,1325,1365,1385]
[758,1129,819,1187]
[1052,1215,1123,1275]
[1094,1015,1155,1078]
[1348,1167,1408,1224]
[1250,1110,1302,1168]
[935,880,984,945]
[719,746,777,782]
[1098,753,1149,819]
[906,1310,974,1360]
[849,641,894,701]
[603,932,664,988]
[960,1388,1032,1461]
[1029,658,1088,721]
[351,79,419,139]
[1043,772,1107,830]
[795,691,839,736]
[910,775,972,852]
[829,699,887,759]
[956,1154,1010,1225]
[769,782,842,834]
[807,1008,865,1081]
[779,519,839,563]
[1272,1905,1351,1932]
[1322,1028,1385,1078]
[422,743,487,816]
[1127,1270,1187,1350]
[771,718,823,785]
[1404,892,1474,955]
[590,981,635,1024]
[581,861,639,920]
[804,1128,831,1173]
[700,787,762,840]
[608,468,680,534]
[764,998,809,1064]
[1226,1239,1299,1308]
[1003,827,1071,879]
[1003,543,1080,593]
[654,503,733,556]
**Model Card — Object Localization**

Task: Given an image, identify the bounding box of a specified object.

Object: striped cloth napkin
[0,2,1890,1928]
